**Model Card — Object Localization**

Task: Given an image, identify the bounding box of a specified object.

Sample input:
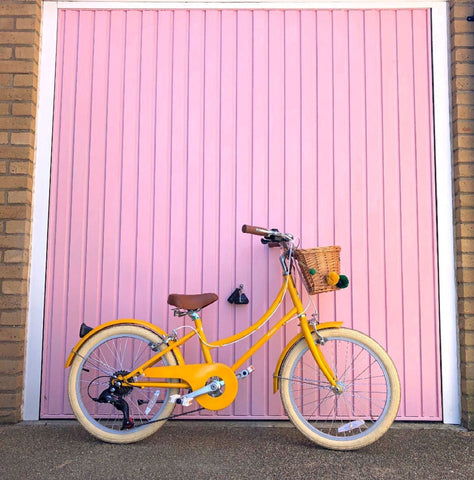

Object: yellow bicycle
[66,225,400,450]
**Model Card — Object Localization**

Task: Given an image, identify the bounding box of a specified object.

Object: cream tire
[68,325,179,443]
[280,328,400,450]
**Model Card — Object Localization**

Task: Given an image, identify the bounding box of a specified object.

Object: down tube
[232,307,298,372]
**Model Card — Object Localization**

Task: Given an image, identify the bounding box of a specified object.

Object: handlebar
[241,225,273,236]
[241,225,293,245]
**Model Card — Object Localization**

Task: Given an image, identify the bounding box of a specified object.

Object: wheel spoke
[69,326,180,443]
[280,329,400,449]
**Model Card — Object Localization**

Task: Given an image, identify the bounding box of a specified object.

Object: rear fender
[273,321,343,393]
[64,319,184,367]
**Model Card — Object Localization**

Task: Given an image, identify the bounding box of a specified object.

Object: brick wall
[0,0,41,423]
[451,0,474,430]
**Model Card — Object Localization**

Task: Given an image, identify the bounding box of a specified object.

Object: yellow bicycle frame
[122,274,339,386]
[66,271,342,409]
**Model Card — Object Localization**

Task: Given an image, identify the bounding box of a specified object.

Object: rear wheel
[280,328,400,450]
[68,325,179,443]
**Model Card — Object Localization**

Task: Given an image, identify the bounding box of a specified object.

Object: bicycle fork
[287,275,341,393]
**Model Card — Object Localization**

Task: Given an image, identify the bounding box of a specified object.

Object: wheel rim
[286,336,392,441]
[75,333,174,435]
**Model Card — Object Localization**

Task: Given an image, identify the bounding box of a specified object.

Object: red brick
[461,347,474,363]
[0,371,23,390]
[0,206,30,220]
[455,177,474,193]
[11,102,34,116]
[0,18,15,30]
[13,74,36,87]
[0,87,35,102]
[0,359,23,376]
[452,18,474,34]
[453,105,474,121]
[14,46,36,60]
[454,76,474,91]
[0,104,10,115]
[0,4,39,16]
[9,161,33,175]
[454,134,474,150]
[451,5,474,19]
[453,63,474,77]
[452,33,474,48]
[15,17,41,31]
[0,47,12,60]
[452,48,474,63]
[0,116,34,130]
[0,60,37,74]
[0,310,27,326]
[10,132,33,146]
[7,191,30,204]
[0,327,25,342]
[0,395,21,413]
[4,220,31,235]
[0,295,28,309]
[2,280,27,295]
[0,74,12,87]
[457,223,474,239]
[458,208,474,223]
[0,235,28,249]
[3,250,28,263]
[455,159,474,176]
[0,177,33,191]
[0,31,38,46]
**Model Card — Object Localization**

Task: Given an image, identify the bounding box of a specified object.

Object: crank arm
[170,380,224,405]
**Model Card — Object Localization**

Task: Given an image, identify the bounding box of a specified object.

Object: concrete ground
[0,421,472,480]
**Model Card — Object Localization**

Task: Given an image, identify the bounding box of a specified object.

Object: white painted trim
[23,1,58,421]
[53,0,447,9]
[28,1,459,423]
[54,0,449,2]
[431,3,461,425]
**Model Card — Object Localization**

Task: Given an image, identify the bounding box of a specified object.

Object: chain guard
[141,363,238,411]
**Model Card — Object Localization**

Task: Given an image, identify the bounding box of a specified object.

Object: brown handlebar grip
[241,225,271,236]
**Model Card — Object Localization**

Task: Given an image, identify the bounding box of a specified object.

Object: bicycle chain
[143,406,205,426]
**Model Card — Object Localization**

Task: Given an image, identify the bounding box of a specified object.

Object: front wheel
[68,325,179,443]
[279,328,400,450]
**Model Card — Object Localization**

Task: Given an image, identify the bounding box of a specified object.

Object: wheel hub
[111,370,133,396]
[332,381,344,394]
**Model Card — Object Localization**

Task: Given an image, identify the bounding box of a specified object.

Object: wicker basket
[294,246,341,295]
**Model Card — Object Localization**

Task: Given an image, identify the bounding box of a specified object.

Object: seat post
[188,311,213,364]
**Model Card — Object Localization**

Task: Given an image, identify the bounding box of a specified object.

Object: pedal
[236,365,255,379]
[169,394,180,404]
[179,397,194,407]
[169,394,194,407]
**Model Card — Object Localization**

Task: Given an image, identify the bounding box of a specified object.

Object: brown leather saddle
[167,293,218,311]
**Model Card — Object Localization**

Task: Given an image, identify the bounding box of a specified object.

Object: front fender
[273,321,343,393]
[65,319,185,368]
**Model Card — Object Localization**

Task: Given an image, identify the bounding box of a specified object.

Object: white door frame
[24,0,459,423]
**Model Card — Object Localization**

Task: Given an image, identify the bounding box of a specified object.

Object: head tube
[280,253,290,275]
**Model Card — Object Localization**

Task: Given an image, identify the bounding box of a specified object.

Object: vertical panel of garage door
[41,8,440,420]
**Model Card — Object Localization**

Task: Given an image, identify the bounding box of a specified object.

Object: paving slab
[0,421,472,480]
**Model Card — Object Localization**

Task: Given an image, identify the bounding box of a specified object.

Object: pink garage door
[41,8,439,420]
